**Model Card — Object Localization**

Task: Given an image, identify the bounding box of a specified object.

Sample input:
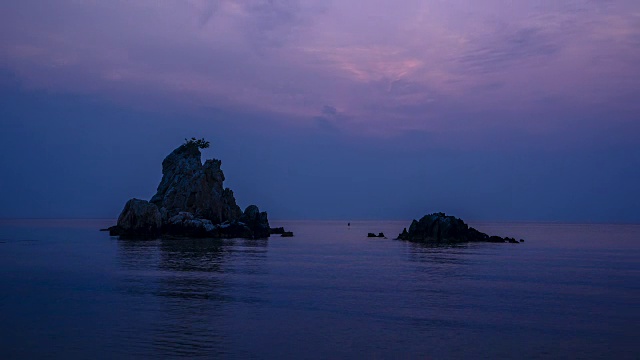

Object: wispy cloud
[0,0,638,136]
[456,27,560,74]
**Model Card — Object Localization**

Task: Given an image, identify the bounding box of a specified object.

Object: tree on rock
[184,137,210,149]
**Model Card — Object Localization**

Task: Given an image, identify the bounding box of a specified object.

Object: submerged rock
[269,227,286,235]
[397,212,521,244]
[269,227,293,237]
[367,232,386,238]
[109,140,289,239]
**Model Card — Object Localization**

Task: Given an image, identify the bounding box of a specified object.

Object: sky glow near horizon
[0,0,639,222]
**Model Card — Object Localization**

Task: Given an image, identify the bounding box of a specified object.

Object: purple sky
[1,1,639,222]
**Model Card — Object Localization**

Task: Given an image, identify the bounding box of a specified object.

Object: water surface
[0,220,638,359]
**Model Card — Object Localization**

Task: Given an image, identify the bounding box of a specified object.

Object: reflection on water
[158,239,227,273]
[116,239,161,271]
[0,220,638,359]
[405,241,474,263]
[114,238,268,359]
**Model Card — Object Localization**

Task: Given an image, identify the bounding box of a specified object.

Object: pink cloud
[0,0,639,137]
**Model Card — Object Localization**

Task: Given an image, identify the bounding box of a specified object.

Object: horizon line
[1,218,639,226]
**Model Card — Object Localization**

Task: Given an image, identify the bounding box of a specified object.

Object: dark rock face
[270,227,286,235]
[397,212,521,244]
[110,199,162,238]
[270,227,294,237]
[239,205,270,238]
[110,142,283,239]
[164,211,215,237]
[149,144,242,223]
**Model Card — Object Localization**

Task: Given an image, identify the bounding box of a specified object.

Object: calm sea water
[0,219,638,359]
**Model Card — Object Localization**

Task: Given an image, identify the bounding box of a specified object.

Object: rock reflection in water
[115,237,268,358]
[405,242,474,266]
[158,238,228,273]
[399,242,495,326]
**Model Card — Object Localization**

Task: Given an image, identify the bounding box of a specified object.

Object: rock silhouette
[367,232,386,238]
[109,140,286,239]
[114,198,162,238]
[397,212,521,244]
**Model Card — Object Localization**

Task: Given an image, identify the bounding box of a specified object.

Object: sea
[0,219,638,359]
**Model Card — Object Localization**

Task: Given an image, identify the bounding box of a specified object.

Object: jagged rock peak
[108,139,285,239]
[149,141,242,223]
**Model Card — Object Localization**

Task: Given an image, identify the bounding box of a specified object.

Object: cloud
[322,105,337,116]
[0,0,638,138]
[456,27,560,74]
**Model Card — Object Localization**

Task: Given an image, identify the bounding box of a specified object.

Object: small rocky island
[397,212,522,243]
[367,232,386,238]
[108,138,289,239]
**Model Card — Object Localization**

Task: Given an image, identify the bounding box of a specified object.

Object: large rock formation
[149,144,242,223]
[397,212,521,243]
[109,140,278,239]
